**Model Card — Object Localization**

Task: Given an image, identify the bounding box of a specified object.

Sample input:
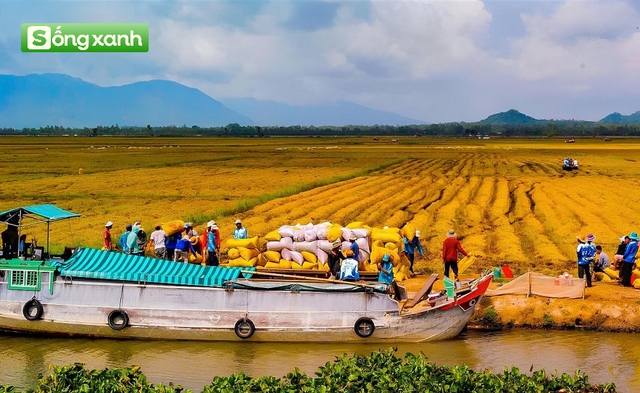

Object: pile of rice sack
[222,221,415,282]
[224,236,264,267]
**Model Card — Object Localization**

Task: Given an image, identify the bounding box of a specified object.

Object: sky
[0,0,639,123]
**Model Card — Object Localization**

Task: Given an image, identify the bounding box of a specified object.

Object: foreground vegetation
[0,349,615,393]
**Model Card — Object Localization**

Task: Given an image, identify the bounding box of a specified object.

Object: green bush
[1,350,615,393]
[482,306,499,325]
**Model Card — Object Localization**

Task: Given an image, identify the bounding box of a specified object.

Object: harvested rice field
[1,136,639,276]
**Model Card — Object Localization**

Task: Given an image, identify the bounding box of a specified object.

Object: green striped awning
[54,248,252,287]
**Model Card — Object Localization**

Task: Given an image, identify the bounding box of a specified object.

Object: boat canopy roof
[0,204,80,228]
[54,248,252,288]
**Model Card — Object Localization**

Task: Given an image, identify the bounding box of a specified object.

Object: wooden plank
[403,273,439,309]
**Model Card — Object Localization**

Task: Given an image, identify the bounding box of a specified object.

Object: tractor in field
[563,157,579,171]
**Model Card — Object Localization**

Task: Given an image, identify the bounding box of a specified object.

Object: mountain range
[0,74,637,128]
[478,109,640,125]
[0,73,421,128]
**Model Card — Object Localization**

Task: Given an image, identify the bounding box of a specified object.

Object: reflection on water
[0,330,638,392]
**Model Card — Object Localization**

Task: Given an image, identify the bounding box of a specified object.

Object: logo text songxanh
[22,24,149,52]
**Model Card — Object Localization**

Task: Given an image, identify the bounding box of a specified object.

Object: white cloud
[1,0,638,123]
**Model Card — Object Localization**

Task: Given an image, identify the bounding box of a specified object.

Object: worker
[233,219,248,239]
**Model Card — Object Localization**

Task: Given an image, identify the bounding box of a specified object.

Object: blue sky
[1,0,638,123]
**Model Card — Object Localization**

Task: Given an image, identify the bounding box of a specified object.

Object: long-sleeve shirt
[378,260,394,285]
[576,242,596,265]
[119,231,130,253]
[165,233,180,249]
[176,238,196,254]
[234,227,248,239]
[126,227,140,253]
[622,240,638,264]
[403,237,424,256]
[442,238,467,262]
[207,231,218,252]
[350,241,360,259]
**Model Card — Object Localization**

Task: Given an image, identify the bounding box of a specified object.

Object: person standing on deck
[165,232,181,261]
[126,225,142,256]
[442,229,468,280]
[233,219,248,239]
[206,221,220,266]
[150,224,167,260]
[103,222,113,251]
[348,233,360,260]
[119,224,132,254]
[621,232,639,287]
[327,240,344,279]
[378,254,401,300]
[402,229,425,277]
[576,233,597,287]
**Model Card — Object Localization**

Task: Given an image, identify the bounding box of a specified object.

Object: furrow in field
[318,175,409,225]
[484,178,527,262]
[528,184,582,261]
[250,175,373,216]
[372,175,436,228]
[506,181,567,263]
[541,180,640,246]
[419,177,475,259]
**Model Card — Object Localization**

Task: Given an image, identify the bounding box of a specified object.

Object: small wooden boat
[0,247,492,342]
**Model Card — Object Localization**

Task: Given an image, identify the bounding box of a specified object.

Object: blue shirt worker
[621,232,639,287]
[377,254,394,285]
[339,250,360,281]
[233,219,248,239]
[403,230,425,275]
[126,226,141,255]
[576,233,597,287]
[175,235,196,263]
[348,234,360,260]
[119,224,132,253]
[206,221,219,266]
[378,253,401,300]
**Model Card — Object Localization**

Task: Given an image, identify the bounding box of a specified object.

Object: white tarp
[486,272,585,299]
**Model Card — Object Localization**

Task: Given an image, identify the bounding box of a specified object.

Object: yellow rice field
[1,136,639,275]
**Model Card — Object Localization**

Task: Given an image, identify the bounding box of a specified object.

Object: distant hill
[0,73,252,128]
[599,111,640,124]
[479,109,539,125]
[221,98,424,126]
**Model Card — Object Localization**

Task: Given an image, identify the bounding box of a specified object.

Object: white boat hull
[0,272,491,342]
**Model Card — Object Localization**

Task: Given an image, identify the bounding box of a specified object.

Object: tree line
[1,121,639,137]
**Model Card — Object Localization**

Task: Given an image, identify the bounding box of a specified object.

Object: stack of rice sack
[224,236,263,267]
[367,225,413,282]
[261,222,371,272]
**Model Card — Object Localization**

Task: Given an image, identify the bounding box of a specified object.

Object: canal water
[1,330,638,392]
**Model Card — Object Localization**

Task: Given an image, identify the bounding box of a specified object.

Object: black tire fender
[354,317,375,338]
[107,309,129,330]
[23,298,44,321]
[234,318,255,339]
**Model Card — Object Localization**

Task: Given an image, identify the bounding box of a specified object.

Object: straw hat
[105,221,113,227]
[235,219,242,224]
[447,229,456,238]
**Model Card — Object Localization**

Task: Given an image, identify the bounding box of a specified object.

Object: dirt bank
[403,275,640,332]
